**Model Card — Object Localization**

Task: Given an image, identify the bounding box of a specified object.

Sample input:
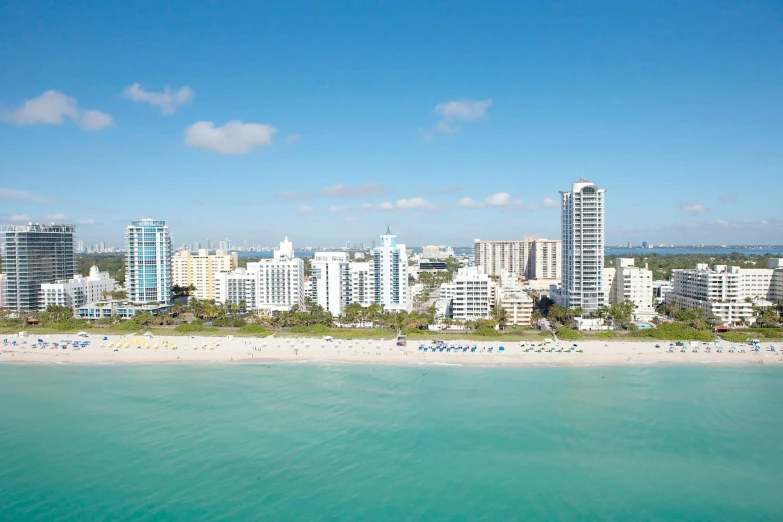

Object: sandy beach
[1,332,782,366]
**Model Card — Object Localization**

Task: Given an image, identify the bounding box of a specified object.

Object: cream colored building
[473,236,561,281]
[495,274,534,326]
[172,249,237,300]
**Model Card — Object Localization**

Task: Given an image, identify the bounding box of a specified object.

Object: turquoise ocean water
[1,364,781,521]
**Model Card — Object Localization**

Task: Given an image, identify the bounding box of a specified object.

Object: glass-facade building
[0,224,76,311]
[125,219,172,304]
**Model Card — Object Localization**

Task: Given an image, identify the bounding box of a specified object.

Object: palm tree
[493,307,508,330]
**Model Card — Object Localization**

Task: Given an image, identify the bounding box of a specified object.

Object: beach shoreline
[1,333,781,367]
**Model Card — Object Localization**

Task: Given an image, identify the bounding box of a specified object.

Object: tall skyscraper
[372,226,410,312]
[0,223,76,311]
[558,179,606,313]
[125,219,172,304]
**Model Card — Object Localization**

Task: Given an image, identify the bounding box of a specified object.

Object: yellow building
[172,249,238,300]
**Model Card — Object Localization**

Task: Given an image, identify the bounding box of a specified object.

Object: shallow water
[1,364,781,521]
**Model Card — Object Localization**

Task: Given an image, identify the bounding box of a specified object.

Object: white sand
[1,333,782,367]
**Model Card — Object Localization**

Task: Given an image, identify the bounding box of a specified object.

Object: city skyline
[2,2,783,246]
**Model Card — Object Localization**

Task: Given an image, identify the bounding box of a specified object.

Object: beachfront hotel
[214,237,304,313]
[373,227,411,313]
[473,237,561,282]
[308,255,375,317]
[666,259,783,325]
[125,219,172,304]
[40,266,116,311]
[553,179,606,313]
[0,223,76,311]
[172,249,238,301]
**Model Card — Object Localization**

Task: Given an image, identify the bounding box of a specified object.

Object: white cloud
[458,197,484,208]
[679,202,708,215]
[45,213,67,221]
[6,90,112,131]
[321,183,387,198]
[395,197,438,210]
[297,205,315,214]
[10,214,31,222]
[79,110,114,131]
[327,205,349,213]
[78,218,96,225]
[184,120,277,154]
[435,99,492,121]
[284,133,301,144]
[485,192,512,206]
[122,83,194,115]
[542,197,559,208]
[0,188,51,203]
[367,198,439,211]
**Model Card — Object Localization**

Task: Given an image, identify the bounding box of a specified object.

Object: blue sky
[1,1,782,247]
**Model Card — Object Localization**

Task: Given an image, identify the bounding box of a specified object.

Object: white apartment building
[373,227,411,312]
[555,179,606,313]
[666,259,783,325]
[214,237,304,313]
[603,258,655,321]
[474,237,561,281]
[421,245,454,259]
[125,219,172,304]
[40,266,116,310]
[172,249,237,300]
[451,266,492,321]
[348,262,374,307]
[311,252,350,316]
[653,280,674,304]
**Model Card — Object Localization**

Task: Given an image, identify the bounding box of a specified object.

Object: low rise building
[652,280,674,304]
[451,266,492,321]
[665,261,783,325]
[421,245,454,259]
[77,300,170,320]
[40,266,116,311]
[604,258,655,321]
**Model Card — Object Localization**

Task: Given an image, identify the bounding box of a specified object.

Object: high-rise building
[172,249,237,301]
[214,237,304,312]
[311,252,350,316]
[372,227,410,312]
[40,266,116,310]
[473,237,561,281]
[125,219,172,304]
[0,223,76,311]
[556,179,606,312]
[77,239,84,253]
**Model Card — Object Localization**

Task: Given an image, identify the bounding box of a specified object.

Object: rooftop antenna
[386,223,391,235]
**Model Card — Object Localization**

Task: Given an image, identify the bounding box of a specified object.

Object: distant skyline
[2,2,782,246]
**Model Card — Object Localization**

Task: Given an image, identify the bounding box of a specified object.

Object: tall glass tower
[0,223,75,311]
[372,226,410,312]
[559,179,606,313]
[125,219,172,304]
